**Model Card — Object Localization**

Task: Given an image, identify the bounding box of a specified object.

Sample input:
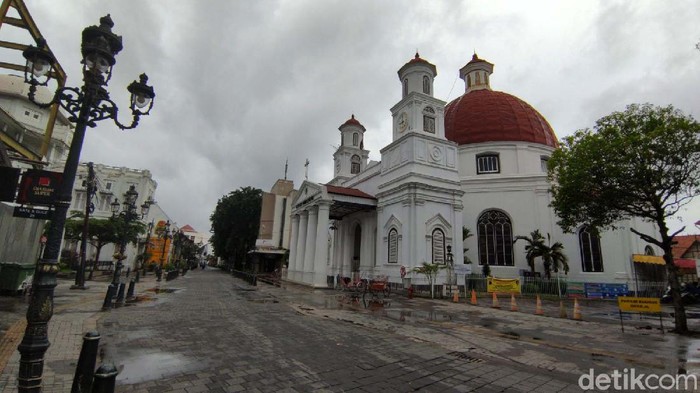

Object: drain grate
[447,351,485,364]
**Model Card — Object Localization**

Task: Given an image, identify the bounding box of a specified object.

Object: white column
[295,211,308,281]
[288,214,300,273]
[313,203,331,287]
[303,207,318,283]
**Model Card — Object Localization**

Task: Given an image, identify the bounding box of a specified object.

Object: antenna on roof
[284,159,288,180]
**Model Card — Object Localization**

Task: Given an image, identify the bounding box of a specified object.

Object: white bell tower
[329,114,369,185]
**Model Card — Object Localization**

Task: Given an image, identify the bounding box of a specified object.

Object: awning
[632,254,665,265]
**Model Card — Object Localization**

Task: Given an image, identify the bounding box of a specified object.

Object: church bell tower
[329,114,369,185]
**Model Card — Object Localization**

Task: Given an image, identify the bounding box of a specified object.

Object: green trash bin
[0,262,36,294]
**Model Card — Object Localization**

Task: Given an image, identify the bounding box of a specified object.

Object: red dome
[340,114,365,131]
[445,89,558,148]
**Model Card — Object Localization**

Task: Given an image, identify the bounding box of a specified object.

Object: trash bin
[0,262,36,294]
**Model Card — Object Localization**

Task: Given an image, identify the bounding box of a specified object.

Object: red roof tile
[340,114,366,131]
[180,224,196,233]
[325,185,376,200]
[672,235,699,258]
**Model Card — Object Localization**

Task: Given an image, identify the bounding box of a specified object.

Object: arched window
[423,76,430,94]
[423,107,435,134]
[644,245,655,256]
[475,72,481,84]
[352,132,359,146]
[432,228,445,264]
[388,228,398,264]
[579,225,603,272]
[467,74,472,88]
[351,155,361,174]
[403,78,408,97]
[477,210,514,266]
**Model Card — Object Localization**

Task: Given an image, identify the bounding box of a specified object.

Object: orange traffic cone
[535,295,544,315]
[572,298,582,320]
[453,291,459,303]
[491,292,500,309]
[510,293,518,312]
[559,300,568,318]
[470,289,478,305]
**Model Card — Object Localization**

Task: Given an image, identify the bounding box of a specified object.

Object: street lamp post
[18,15,154,391]
[71,161,96,290]
[157,220,171,281]
[138,218,155,281]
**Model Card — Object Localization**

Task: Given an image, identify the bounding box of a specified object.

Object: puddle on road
[384,309,453,323]
[678,338,700,376]
[117,352,195,383]
[146,288,181,294]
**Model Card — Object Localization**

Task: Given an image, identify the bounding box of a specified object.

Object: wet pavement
[1,269,700,392]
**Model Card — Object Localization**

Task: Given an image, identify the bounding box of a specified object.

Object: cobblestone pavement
[1,269,699,392]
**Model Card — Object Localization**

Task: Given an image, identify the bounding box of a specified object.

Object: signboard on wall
[16,169,63,206]
[487,277,521,293]
[585,283,628,299]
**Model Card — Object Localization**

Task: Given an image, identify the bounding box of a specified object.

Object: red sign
[16,169,63,206]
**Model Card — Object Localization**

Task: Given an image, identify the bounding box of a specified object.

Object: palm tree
[540,233,569,280]
[514,230,546,275]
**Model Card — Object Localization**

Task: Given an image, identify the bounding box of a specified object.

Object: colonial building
[287,53,658,289]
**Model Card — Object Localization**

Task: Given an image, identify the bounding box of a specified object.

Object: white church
[286,53,657,289]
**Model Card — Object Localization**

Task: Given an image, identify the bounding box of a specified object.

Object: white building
[287,53,658,290]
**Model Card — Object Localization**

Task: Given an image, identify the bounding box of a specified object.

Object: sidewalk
[0,271,160,392]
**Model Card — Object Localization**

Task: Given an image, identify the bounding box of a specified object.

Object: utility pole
[71,162,94,290]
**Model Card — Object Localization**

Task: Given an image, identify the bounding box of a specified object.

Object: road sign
[13,206,52,219]
[617,296,661,313]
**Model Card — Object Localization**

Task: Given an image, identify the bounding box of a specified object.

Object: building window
[106,182,112,190]
[352,132,359,146]
[644,245,655,256]
[467,75,472,88]
[423,107,435,134]
[403,78,408,97]
[388,228,398,264]
[477,154,500,174]
[540,156,549,172]
[478,210,514,266]
[579,225,603,272]
[432,228,445,264]
[351,155,360,174]
[423,76,430,94]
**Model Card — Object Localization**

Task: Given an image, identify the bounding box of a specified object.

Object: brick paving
[0,269,698,392]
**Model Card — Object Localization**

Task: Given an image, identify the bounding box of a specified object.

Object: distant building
[179,224,212,261]
[250,179,297,274]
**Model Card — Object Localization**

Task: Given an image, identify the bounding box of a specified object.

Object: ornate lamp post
[18,15,154,391]
[138,217,155,281]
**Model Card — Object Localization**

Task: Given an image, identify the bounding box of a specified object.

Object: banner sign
[567,281,586,298]
[617,296,661,313]
[487,277,521,293]
[16,169,63,206]
[585,283,628,299]
[454,264,473,275]
[13,206,52,219]
[0,167,20,202]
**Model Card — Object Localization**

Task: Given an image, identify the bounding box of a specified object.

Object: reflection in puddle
[117,353,192,383]
[146,288,180,294]
[384,309,453,323]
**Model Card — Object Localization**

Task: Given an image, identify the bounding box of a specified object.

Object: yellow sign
[617,296,661,313]
[487,277,521,294]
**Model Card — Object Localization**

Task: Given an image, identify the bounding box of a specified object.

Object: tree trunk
[665,249,688,333]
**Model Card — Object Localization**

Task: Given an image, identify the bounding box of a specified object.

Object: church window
[351,155,361,174]
[467,75,472,88]
[352,133,359,146]
[540,156,550,172]
[477,210,514,266]
[423,76,430,94]
[644,245,655,256]
[388,228,398,264]
[432,229,445,264]
[403,78,408,97]
[579,225,604,272]
[484,72,489,85]
[476,154,500,174]
[475,72,481,85]
[423,107,435,134]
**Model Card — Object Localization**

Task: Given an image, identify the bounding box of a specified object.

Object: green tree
[210,186,263,270]
[412,262,446,299]
[514,229,546,275]
[549,103,700,334]
[64,218,122,279]
[539,233,569,280]
[462,227,473,264]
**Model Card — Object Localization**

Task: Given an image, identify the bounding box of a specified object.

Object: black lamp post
[138,217,155,281]
[18,15,154,391]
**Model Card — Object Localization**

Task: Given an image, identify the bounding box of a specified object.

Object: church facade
[286,53,657,289]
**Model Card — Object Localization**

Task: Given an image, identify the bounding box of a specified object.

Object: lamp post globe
[17,15,154,392]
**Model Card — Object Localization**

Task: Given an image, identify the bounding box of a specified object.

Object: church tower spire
[329,114,369,185]
[459,53,494,93]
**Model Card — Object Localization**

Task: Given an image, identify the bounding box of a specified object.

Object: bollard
[115,283,126,307]
[101,284,116,311]
[126,278,136,301]
[91,362,118,393]
[135,269,140,283]
[72,331,100,393]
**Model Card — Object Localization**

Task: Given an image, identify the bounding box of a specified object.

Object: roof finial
[415,50,420,59]
[351,113,354,119]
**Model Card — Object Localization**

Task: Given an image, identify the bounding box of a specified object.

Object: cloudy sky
[4,0,700,235]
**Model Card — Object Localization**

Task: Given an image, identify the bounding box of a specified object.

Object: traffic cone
[453,291,459,303]
[510,293,518,312]
[470,289,478,305]
[559,300,568,318]
[491,292,500,309]
[572,298,582,320]
[535,295,544,315]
